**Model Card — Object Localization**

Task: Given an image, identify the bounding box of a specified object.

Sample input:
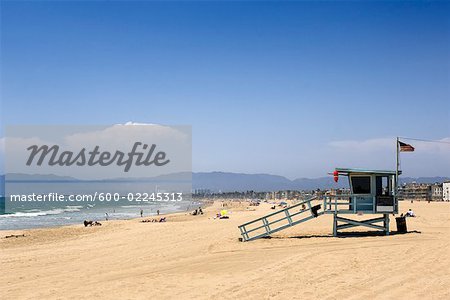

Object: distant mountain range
[192,172,349,191]
[1,172,449,194]
[192,172,449,192]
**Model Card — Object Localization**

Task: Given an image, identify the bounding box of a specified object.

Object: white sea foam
[0,206,82,218]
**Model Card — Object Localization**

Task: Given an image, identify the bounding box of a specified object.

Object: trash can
[396,216,407,233]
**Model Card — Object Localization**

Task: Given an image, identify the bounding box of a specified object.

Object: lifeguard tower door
[375,175,395,213]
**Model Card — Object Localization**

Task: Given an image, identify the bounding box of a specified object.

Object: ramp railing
[238,196,323,242]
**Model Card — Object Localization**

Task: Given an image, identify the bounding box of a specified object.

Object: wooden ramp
[238,197,323,242]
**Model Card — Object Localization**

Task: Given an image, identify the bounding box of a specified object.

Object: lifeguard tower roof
[335,168,401,176]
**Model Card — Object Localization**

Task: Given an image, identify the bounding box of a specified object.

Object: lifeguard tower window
[376,176,390,196]
[351,176,371,194]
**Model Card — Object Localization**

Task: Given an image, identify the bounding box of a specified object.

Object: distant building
[431,183,443,201]
[326,188,350,197]
[398,183,431,201]
[313,189,326,199]
[443,181,450,202]
[193,189,212,196]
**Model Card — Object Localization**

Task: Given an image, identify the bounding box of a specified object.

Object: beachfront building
[443,181,450,202]
[398,182,431,201]
[313,189,326,199]
[327,188,350,197]
[431,183,443,201]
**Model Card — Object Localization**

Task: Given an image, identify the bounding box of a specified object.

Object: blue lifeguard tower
[238,168,399,241]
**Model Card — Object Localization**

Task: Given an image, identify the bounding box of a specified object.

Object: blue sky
[1,1,449,178]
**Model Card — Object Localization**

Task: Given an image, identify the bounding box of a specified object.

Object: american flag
[399,141,414,152]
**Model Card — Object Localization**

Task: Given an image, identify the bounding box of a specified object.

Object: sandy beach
[1,200,449,299]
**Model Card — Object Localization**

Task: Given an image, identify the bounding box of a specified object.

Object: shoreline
[1,198,446,233]
[0,198,231,236]
[0,199,216,232]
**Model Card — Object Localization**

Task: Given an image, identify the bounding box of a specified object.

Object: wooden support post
[333,213,338,237]
[385,214,390,236]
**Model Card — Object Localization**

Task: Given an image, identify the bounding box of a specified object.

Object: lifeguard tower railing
[324,194,397,214]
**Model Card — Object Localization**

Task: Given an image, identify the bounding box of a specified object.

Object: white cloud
[329,137,394,152]
[4,124,192,179]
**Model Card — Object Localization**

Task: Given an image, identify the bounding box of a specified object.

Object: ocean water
[0,196,198,230]
[1,176,194,230]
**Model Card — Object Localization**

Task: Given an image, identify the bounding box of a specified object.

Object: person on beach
[198,207,203,215]
[140,209,143,217]
[157,209,160,215]
[406,209,415,217]
[105,213,109,221]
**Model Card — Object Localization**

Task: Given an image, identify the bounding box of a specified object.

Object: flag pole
[396,137,399,200]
